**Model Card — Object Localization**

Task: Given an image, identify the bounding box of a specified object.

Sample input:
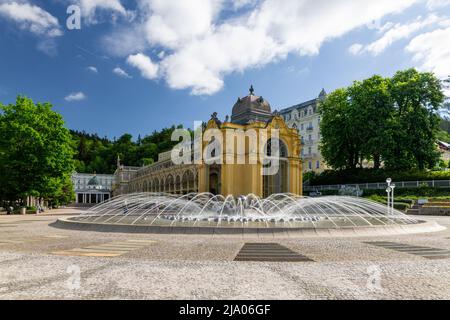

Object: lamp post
[386,187,392,214]
[391,183,396,213]
[386,178,395,214]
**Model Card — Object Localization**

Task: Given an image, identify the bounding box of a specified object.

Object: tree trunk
[373,154,381,170]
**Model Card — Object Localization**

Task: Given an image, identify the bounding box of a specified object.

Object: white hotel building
[279,89,328,173]
[71,172,114,205]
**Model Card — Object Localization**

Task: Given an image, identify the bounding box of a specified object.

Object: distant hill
[70,125,186,174]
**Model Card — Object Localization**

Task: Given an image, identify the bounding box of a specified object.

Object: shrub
[394,199,415,205]
[367,195,385,203]
[393,203,410,211]
[362,187,450,198]
[428,198,450,202]
[366,197,410,211]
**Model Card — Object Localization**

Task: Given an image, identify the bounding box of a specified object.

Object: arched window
[265,138,288,157]
[263,138,289,197]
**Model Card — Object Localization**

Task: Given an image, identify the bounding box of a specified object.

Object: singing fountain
[53,193,444,237]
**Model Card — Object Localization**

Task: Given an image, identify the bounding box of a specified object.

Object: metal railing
[302,153,318,159]
[303,180,450,192]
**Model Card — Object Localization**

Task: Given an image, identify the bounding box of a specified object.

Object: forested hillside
[71,125,186,174]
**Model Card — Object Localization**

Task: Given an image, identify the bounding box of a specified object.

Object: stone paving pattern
[0,209,449,299]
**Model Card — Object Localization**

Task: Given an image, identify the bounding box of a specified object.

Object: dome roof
[231,85,272,124]
[232,94,271,115]
[88,175,100,186]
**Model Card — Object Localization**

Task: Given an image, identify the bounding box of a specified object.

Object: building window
[308,161,312,170]
[316,161,320,169]
[308,147,312,155]
[263,138,289,197]
[300,124,304,130]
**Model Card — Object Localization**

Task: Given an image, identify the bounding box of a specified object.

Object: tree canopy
[319,69,445,171]
[0,96,75,205]
[71,125,187,174]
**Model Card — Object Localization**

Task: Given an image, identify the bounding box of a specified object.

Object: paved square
[0,210,449,300]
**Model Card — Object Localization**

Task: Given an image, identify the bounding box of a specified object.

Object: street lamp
[386,187,392,214]
[386,178,395,214]
[390,183,396,214]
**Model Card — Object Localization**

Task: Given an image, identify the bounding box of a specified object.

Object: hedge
[362,187,450,197]
[307,169,450,186]
[392,203,410,211]
[364,196,411,211]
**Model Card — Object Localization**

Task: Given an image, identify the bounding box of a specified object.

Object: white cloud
[104,0,419,95]
[113,67,132,78]
[142,0,224,49]
[406,27,450,78]
[0,1,62,37]
[78,0,127,23]
[126,53,159,80]
[444,87,450,97]
[427,0,450,9]
[36,38,59,56]
[87,66,98,73]
[348,43,363,55]
[350,14,443,56]
[101,25,147,57]
[65,92,86,102]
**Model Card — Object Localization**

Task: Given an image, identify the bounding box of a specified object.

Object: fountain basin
[52,216,444,237]
[50,193,446,237]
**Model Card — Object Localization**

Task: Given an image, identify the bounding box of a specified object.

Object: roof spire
[319,88,327,99]
[249,85,255,96]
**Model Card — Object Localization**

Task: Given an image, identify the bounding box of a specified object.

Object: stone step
[406,209,420,215]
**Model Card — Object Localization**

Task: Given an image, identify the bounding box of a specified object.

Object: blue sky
[0,0,449,139]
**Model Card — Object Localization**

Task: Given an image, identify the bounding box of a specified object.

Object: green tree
[389,69,444,169]
[70,125,187,174]
[348,75,393,169]
[0,96,75,205]
[320,69,444,171]
[319,88,362,169]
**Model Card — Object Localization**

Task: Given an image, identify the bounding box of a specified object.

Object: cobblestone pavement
[0,211,449,299]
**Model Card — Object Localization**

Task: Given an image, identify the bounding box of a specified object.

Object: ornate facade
[72,173,114,205]
[279,89,328,173]
[113,87,303,197]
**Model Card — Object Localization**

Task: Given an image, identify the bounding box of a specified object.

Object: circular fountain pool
[54,193,444,236]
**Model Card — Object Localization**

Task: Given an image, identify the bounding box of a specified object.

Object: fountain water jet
[51,192,446,236]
